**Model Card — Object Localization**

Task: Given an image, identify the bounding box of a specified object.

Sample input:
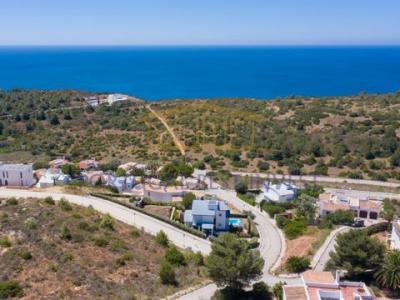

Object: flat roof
[0,162,32,171]
[283,286,308,300]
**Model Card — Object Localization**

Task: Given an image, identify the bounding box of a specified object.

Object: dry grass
[0,197,207,299]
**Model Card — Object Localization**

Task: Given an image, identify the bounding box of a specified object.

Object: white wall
[0,165,33,187]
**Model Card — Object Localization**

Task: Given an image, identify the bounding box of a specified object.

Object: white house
[37,169,71,188]
[318,192,381,220]
[107,175,136,193]
[84,95,99,107]
[184,199,230,234]
[107,94,128,105]
[391,219,400,250]
[261,181,297,202]
[0,162,34,187]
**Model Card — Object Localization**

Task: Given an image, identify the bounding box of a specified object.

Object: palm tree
[375,250,400,291]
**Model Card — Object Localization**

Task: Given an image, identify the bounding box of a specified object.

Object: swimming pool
[229,218,241,227]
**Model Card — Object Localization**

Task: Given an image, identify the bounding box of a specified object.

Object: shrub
[192,252,204,266]
[235,182,248,194]
[164,247,186,266]
[93,237,109,247]
[60,224,72,240]
[237,193,256,206]
[6,198,18,206]
[0,280,23,298]
[59,198,72,211]
[283,219,306,239]
[286,256,310,273]
[155,230,169,247]
[19,250,33,260]
[182,192,196,209]
[159,261,177,285]
[25,217,38,230]
[252,281,271,299]
[129,230,140,238]
[319,210,354,229]
[261,201,287,217]
[44,196,55,205]
[275,215,289,229]
[0,237,12,248]
[116,252,134,266]
[99,214,115,230]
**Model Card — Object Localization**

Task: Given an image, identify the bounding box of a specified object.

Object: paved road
[179,189,302,300]
[147,104,186,156]
[0,188,211,255]
[231,171,400,189]
[311,226,350,271]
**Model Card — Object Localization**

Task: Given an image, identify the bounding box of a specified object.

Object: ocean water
[0,46,399,101]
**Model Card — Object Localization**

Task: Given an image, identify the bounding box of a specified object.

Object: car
[352,218,365,227]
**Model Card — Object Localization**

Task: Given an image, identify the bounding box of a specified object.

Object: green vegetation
[328,229,385,277]
[0,280,23,299]
[0,198,207,299]
[182,192,196,209]
[286,256,310,273]
[374,250,400,292]
[155,230,169,247]
[206,233,264,291]
[282,219,307,240]
[159,261,177,285]
[237,192,256,206]
[319,210,354,229]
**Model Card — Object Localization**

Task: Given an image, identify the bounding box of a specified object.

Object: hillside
[0,197,207,299]
[1,89,400,180]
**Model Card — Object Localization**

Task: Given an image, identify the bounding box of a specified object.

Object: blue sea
[0,46,399,101]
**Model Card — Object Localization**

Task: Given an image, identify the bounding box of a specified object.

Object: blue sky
[1,0,399,45]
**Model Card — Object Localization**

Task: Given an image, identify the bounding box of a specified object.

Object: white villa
[391,219,400,250]
[318,192,381,220]
[37,169,71,188]
[184,198,230,234]
[0,162,34,187]
[261,181,297,202]
[107,94,128,105]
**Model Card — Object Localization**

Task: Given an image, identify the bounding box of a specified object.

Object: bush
[275,215,289,229]
[116,252,134,266]
[59,198,72,211]
[182,192,196,209]
[0,280,23,298]
[164,247,186,266]
[319,210,354,229]
[0,236,12,248]
[261,201,288,217]
[283,219,306,239]
[286,256,310,273]
[93,237,109,247]
[6,198,18,206]
[159,261,177,285]
[19,250,33,260]
[155,230,169,247]
[237,192,256,206]
[25,217,38,230]
[99,214,114,230]
[235,182,248,194]
[60,224,72,240]
[252,282,271,299]
[44,196,55,205]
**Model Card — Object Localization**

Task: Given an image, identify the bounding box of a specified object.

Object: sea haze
[0,46,399,101]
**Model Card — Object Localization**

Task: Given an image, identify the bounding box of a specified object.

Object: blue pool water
[229,219,241,226]
[0,46,400,101]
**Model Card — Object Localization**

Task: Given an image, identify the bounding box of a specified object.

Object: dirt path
[147,104,186,156]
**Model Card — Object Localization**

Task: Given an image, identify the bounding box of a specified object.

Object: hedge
[90,193,206,239]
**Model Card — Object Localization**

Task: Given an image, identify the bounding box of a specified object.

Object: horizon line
[1,44,400,47]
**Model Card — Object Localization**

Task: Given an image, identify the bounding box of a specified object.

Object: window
[20,172,23,179]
